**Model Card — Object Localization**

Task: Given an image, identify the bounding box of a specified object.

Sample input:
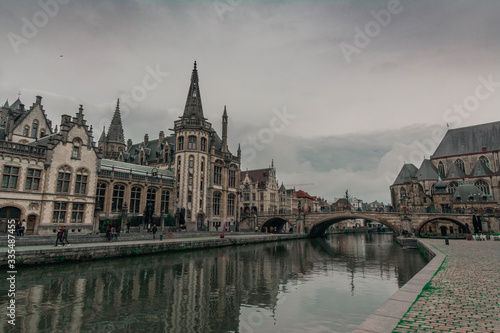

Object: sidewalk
[392,239,500,332]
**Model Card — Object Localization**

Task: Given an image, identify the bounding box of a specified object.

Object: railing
[0,140,46,158]
[174,119,212,131]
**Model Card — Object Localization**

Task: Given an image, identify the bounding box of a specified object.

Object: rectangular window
[214,166,222,185]
[56,172,71,193]
[75,174,88,194]
[71,203,85,223]
[244,193,250,201]
[260,193,264,201]
[229,170,236,188]
[188,136,196,150]
[52,202,67,223]
[252,193,256,201]
[2,166,19,189]
[161,191,170,214]
[25,168,41,191]
[228,195,235,216]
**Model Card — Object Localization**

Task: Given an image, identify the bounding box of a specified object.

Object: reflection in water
[0,234,426,332]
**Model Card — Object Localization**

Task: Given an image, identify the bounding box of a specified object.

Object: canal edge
[353,239,446,333]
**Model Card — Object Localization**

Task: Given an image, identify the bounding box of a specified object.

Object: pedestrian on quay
[61,226,70,246]
[55,227,64,246]
[16,221,23,236]
[126,222,130,233]
[20,219,27,236]
[152,224,158,239]
[106,224,112,242]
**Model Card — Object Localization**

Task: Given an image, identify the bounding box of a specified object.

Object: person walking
[152,224,158,239]
[20,219,27,236]
[55,227,64,246]
[61,226,70,246]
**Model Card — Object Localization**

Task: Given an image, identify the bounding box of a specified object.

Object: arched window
[130,186,142,213]
[447,181,459,194]
[189,156,194,169]
[31,120,38,138]
[161,190,170,214]
[479,156,490,168]
[454,159,465,172]
[147,188,157,211]
[213,192,221,216]
[229,170,236,188]
[96,183,107,210]
[23,125,29,137]
[438,161,445,177]
[177,136,184,151]
[228,194,235,216]
[188,136,197,150]
[474,180,490,195]
[188,191,192,203]
[74,168,88,194]
[72,139,82,159]
[112,184,125,212]
[201,137,207,152]
[56,166,72,193]
[214,165,222,185]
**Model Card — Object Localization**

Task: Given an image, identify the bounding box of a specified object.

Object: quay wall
[2,234,308,267]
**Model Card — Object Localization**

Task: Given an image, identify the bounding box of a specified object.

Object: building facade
[391,121,500,214]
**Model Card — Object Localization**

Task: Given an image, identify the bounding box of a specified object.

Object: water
[1,233,427,332]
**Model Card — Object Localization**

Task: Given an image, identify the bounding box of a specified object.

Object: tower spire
[107,99,125,145]
[182,61,204,120]
[222,105,228,152]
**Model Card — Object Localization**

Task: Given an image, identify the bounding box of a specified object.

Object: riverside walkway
[356,238,500,333]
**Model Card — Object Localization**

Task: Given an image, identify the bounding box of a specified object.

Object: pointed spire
[107,99,125,145]
[223,105,227,117]
[182,61,204,120]
[99,126,106,142]
[3,99,9,108]
[221,106,228,152]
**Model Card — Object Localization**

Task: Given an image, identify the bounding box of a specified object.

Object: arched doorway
[440,226,448,236]
[0,207,22,234]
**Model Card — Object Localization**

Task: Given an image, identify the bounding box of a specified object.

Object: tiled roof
[445,163,467,180]
[393,164,418,185]
[432,121,500,158]
[241,168,272,183]
[417,159,439,181]
[470,160,494,177]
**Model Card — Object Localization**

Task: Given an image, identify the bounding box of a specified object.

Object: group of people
[55,226,70,246]
[106,222,120,242]
[16,220,27,236]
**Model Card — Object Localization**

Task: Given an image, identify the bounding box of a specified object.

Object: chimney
[159,131,165,143]
[144,134,149,146]
[36,96,42,105]
[127,139,132,151]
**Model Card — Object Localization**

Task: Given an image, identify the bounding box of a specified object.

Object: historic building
[0,97,100,235]
[391,121,500,213]
[240,162,280,215]
[99,62,241,231]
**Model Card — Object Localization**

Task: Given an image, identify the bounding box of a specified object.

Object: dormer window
[23,125,30,137]
[31,120,39,138]
[72,139,82,159]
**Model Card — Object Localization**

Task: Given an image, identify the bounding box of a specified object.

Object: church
[391,121,500,214]
[0,62,241,234]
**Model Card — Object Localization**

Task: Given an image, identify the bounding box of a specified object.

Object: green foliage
[165,213,175,226]
[99,219,112,233]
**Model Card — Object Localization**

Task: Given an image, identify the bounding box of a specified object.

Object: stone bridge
[240,211,500,237]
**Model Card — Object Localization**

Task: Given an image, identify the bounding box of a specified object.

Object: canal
[1,233,427,332]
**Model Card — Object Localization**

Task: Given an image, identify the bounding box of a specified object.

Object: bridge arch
[309,215,398,238]
[261,218,290,233]
[416,217,467,237]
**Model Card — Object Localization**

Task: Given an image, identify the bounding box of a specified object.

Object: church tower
[99,99,126,160]
[174,62,213,227]
[174,62,241,230]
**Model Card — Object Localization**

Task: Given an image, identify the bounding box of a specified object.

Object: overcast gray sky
[1,0,499,204]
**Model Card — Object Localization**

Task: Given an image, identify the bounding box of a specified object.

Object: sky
[1,0,499,204]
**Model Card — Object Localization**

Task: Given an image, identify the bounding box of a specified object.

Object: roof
[417,159,439,181]
[452,184,494,203]
[240,168,272,183]
[295,190,315,200]
[432,121,500,158]
[9,98,22,110]
[393,164,418,185]
[470,159,494,177]
[445,163,467,180]
[100,159,174,178]
[126,135,174,164]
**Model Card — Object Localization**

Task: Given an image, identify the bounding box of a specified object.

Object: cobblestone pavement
[393,239,500,332]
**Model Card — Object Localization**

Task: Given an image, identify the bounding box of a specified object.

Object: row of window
[96,183,170,213]
[178,156,237,188]
[52,202,85,223]
[212,192,236,216]
[23,120,45,139]
[437,156,491,176]
[178,136,207,152]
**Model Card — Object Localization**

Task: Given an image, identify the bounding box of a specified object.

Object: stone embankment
[1,232,307,266]
[355,238,500,332]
